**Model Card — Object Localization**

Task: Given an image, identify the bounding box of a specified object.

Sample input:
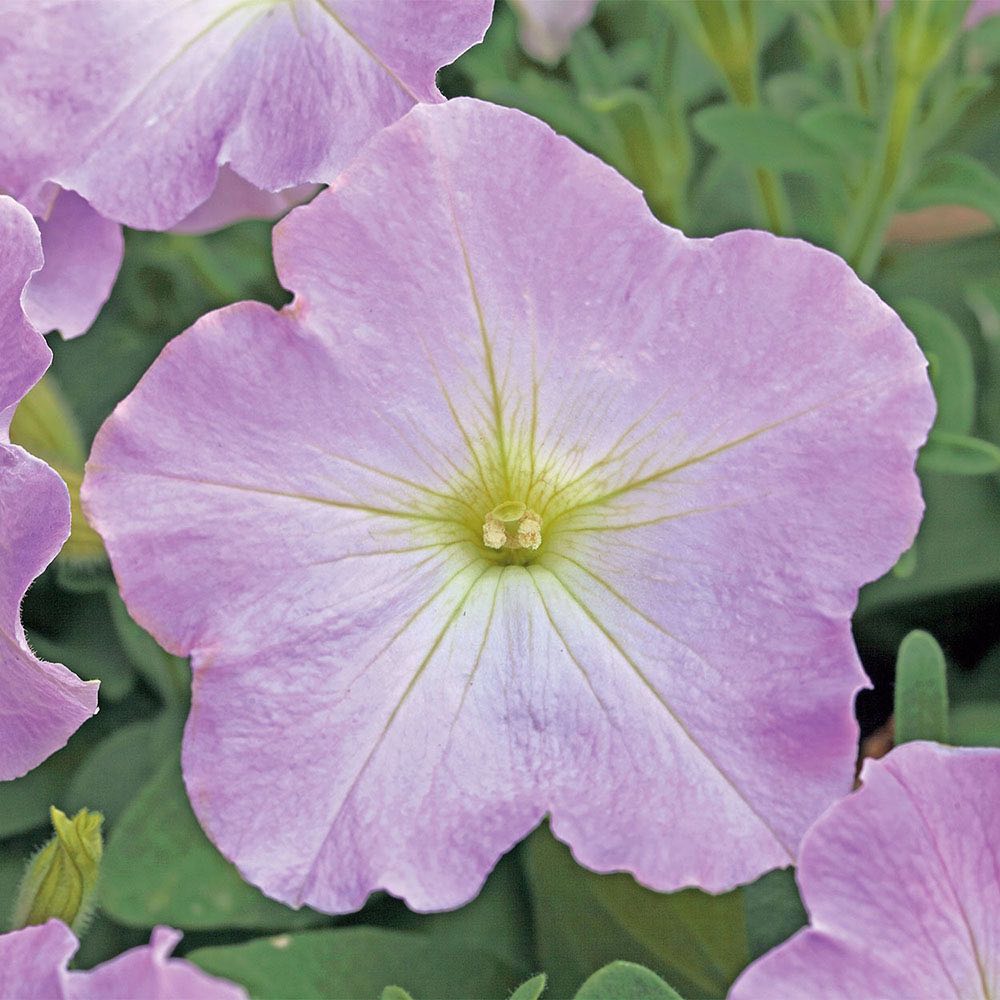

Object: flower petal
[23,190,123,339]
[84,100,932,910]
[0,921,77,1000]
[731,742,1000,999]
[0,0,492,229]
[65,926,247,999]
[171,166,320,236]
[1,196,97,781]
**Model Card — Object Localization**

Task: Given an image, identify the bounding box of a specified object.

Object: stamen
[483,501,542,551]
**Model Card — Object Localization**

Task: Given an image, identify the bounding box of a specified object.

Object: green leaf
[901,153,1000,227]
[27,588,136,702]
[101,758,324,931]
[895,299,975,435]
[383,850,533,975]
[510,974,547,1000]
[692,105,829,172]
[64,714,182,828]
[894,630,949,745]
[0,722,97,839]
[566,28,621,97]
[919,431,1000,475]
[104,588,190,706]
[742,869,807,961]
[949,702,1000,748]
[797,104,876,161]
[524,826,747,999]
[189,928,522,1000]
[574,962,682,1000]
[858,473,1000,610]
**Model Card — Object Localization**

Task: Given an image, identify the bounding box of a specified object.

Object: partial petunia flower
[0,0,493,232]
[0,921,246,999]
[1,196,98,781]
[83,99,934,913]
[512,0,597,64]
[731,742,1000,999]
[10,187,123,340]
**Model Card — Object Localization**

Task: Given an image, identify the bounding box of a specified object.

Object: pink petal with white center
[0,0,492,230]
[731,742,1000,999]
[23,189,123,339]
[171,166,321,236]
[1,196,97,781]
[83,99,933,912]
[0,921,246,999]
[513,0,597,64]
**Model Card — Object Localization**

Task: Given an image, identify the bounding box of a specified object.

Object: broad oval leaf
[575,962,682,1000]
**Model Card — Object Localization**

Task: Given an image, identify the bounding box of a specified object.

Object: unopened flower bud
[12,806,103,933]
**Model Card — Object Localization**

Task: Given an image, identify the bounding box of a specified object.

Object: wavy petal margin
[0,195,97,781]
[731,742,1000,999]
[84,100,934,912]
[0,921,246,999]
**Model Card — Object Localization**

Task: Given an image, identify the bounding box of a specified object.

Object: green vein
[89,464,450,525]
[296,561,495,902]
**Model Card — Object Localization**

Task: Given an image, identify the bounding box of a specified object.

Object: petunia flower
[1,196,98,781]
[511,0,598,64]
[0,0,493,232]
[83,98,935,913]
[730,741,1000,999]
[0,921,246,999]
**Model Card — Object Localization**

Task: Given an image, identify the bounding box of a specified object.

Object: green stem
[841,70,922,277]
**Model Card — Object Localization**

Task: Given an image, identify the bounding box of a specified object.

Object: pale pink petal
[65,926,247,1000]
[0,921,77,1000]
[731,742,1000,999]
[513,0,597,64]
[1,195,97,781]
[22,190,123,339]
[171,166,321,236]
[0,0,492,230]
[84,100,932,912]
[0,923,246,999]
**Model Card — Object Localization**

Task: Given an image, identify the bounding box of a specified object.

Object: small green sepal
[12,806,104,934]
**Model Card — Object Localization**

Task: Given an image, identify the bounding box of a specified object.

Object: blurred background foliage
[5,1,1000,996]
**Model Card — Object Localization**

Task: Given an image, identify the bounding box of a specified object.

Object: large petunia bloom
[1,196,98,781]
[0,0,493,232]
[83,99,935,913]
[0,921,246,999]
[731,742,1000,999]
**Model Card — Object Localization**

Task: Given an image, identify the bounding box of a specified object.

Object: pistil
[483,500,542,552]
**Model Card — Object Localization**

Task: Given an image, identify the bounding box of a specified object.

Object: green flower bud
[12,807,103,933]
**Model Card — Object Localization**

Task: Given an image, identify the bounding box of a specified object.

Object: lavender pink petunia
[0,921,246,999]
[0,0,493,232]
[731,741,1000,999]
[83,99,934,913]
[0,196,98,781]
